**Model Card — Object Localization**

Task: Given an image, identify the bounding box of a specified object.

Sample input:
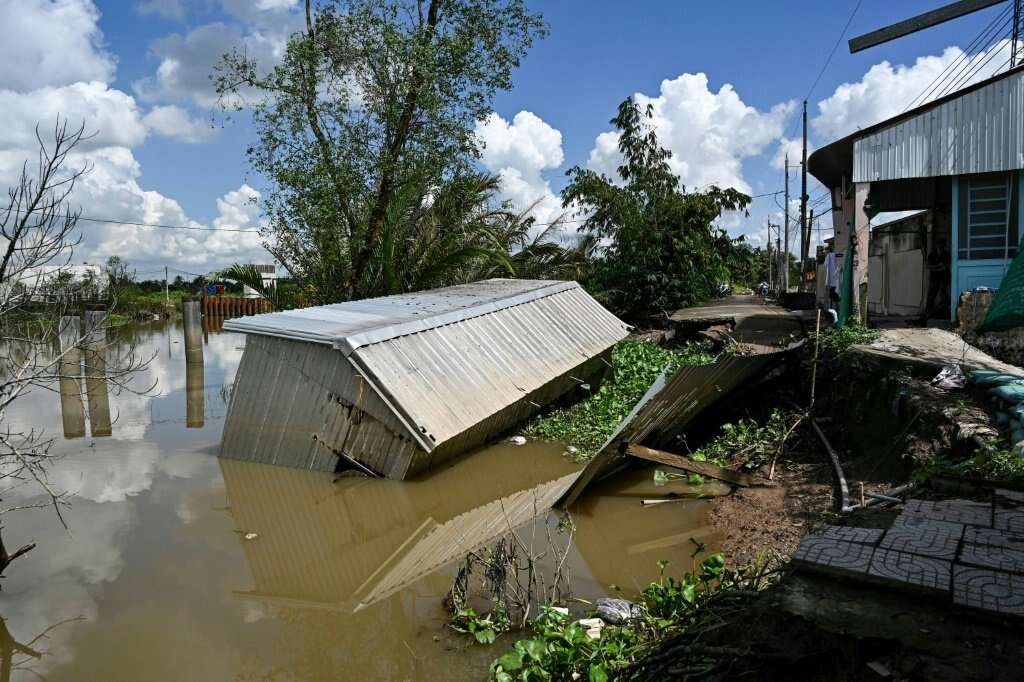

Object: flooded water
[1,320,722,681]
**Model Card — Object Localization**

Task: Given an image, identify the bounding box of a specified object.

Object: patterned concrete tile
[793,536,874,577]
[807,525,884,546]
[868,548,952,594]
[994,488,1024,508]
[953,565,1024,617]
[903,498,992,527]
[959,542,1024,575]
[891,515,965,536]
[880,522,961,560]
[964,526,1024,551]
[994,509,1024,536]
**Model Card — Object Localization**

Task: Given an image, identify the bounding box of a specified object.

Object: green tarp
[978,249,1024,333]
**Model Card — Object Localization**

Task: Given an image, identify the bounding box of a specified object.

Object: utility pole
[800,99,809,291]
[783,155,790,292]
[165,266,170,306]
[766,221,773,289]
[1013,0,1022,67]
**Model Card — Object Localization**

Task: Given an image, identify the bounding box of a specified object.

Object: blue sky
[2,0,1015,272]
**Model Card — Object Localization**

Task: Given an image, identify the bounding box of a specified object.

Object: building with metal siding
[220,279,629,478]
[809,65,1024,322]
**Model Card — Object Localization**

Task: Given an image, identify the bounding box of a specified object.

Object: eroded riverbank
[0,320,724,681]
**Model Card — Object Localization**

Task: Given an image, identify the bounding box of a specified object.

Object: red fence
[201,295,271,318]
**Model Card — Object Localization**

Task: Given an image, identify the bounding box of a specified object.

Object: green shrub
[525,340,714,459]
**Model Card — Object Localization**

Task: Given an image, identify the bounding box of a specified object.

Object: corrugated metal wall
[220,335,421,476]
[854,69,1024,183]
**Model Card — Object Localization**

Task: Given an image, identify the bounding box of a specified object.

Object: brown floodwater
[1,320,723,681]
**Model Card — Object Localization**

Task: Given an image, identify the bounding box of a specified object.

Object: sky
[2,0,1018,277]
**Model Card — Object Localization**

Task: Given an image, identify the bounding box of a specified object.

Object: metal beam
[849,0,1006,53]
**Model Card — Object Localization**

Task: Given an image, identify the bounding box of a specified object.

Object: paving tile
[953,565,1024,617]
[807,525,884,546]
[964,526,1024,550]
[868,547,952,594]
[959,542,1024,575]
[903,498,992,527]
[994,509,1024,536]
[880,522,961,560]
[891,514,965,536]
[994,488,1024,508]
[793,536,874,577]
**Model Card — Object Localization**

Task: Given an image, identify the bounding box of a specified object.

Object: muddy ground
[647,336,1023,681]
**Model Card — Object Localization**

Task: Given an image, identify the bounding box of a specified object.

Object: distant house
[808,65,1024,322]
[241,263,277,299]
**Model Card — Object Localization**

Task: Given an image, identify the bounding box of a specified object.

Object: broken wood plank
[626,444,755,487]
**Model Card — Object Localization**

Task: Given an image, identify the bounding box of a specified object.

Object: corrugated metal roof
[223,279,579,354]
[810,65,1024,189]
[854,67,1024,182]
[351,285,628,453]
[560,342,802,507]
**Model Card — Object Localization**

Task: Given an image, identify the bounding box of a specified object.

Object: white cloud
[475,111,568,236]
[0,0,115,90]
[143,105,217,143]
[813,41,1013,140]
[771,136,813,171]
[137,0,186,21]
[587,73,794,194]
[222,0,299,21]
[0,2,271,274]
[134,17,299,108]
[0,82,148,150]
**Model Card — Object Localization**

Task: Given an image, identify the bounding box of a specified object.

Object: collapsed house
[559,341,803,507]
[220,279,629,479]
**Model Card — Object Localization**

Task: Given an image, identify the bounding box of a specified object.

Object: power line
[2,204,261,233]
[6,188,785,235]
[903,2,1014,111]
[783,0,864,141]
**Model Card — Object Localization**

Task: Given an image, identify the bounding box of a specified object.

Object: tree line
[214,0,773,323]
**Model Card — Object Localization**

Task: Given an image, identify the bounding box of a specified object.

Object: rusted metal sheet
[221,279,629,478]
[559,342,801,507]
[853,67,1024,183]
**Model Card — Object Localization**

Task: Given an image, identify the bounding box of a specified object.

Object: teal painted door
[951,172,1023,319]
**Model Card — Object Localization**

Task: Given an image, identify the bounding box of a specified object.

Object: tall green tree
[215,0,546,303]
[562,98,751,320]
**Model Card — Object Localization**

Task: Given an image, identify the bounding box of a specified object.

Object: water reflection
[82,312,111,438]
[1,320,723,681]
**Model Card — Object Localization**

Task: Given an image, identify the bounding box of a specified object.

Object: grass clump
[915,439,1024,486]
[487,555,776,682]
[525,340,714,459]
[813,320,880,355]
[686,408,804,472]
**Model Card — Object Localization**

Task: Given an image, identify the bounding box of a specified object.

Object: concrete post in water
[57,315,86,439]
[182,300,203,363]
[182,298,205,428]
[83,309,112,438]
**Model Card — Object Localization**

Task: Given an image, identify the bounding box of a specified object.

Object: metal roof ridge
[333,279,580,356]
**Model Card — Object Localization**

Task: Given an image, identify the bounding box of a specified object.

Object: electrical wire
[903,2,1014,111]
[783,0,864,142]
